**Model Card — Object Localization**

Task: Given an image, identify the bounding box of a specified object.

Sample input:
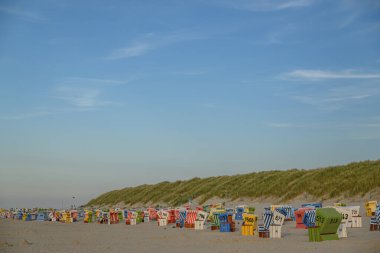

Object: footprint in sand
[20,239,33,246]
[1,242,13,247]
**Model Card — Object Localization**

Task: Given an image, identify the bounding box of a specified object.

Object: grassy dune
[87,160,380,207]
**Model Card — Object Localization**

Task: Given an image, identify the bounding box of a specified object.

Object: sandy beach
[1,209,378,253]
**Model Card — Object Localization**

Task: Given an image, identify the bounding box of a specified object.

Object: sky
[0,0,379,208]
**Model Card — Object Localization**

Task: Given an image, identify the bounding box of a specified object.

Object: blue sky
[0,0,379,208]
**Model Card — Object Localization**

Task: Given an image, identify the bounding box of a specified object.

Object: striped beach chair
[371,209,380,227]
[302,210,316,227]
[177,210,187,228]
[281,206,295,220]
[186,210,197,225]
[263,210,273,230]
[211,213,221,227]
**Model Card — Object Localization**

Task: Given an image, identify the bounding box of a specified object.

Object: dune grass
[86,160,380,207]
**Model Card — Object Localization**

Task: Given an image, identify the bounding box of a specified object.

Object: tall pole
[72,196,75,209]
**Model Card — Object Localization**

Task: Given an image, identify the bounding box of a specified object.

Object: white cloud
[53,77,124,108]
[277,0,313,9]
[215,0,314,11]
[267,123,297,128]
[291,93,372,111]
[281,69,380,80]
[0,5,44,22]
[172,71,205,76]
[107,43,151,60]
[65,77,128,85]
[106,31,204,60]
[0,111,53,120]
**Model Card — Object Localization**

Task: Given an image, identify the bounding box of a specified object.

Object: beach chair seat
[258,225,269,238]
[269,224,282,238]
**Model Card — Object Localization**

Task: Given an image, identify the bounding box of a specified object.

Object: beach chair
[117,210,124,222]
[168,209,176,224]
[302,210,316,228]
[110,209,119,224]
[176,210,186,228]
[143,211,150,223]
[334,207,351,238]
[347,206,361,228]
[235,207,244,221]
[242,213,257,236]
[365,201,378,216]
[130,211,138,225]
[24,213,32,221]
[84,210,92,223]
[276,205,294,221]
[295,207,313,229]
[210,213,221,230]
[195,211,208,230]
[219,213,234,232]
[30,212,37,221]
[124,210,132,225]
[308,208,342,242]
[100,211,110,224]
[36,212,47,221]
[157,210,168,226]
[185,210,197,228]
[263,210,273,230]
[369,207,380,231]
[71,210,78,222]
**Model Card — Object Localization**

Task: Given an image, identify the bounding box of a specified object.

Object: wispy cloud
[0,5,44,22]
[172,71,206,76]
[106,31,203,60]
[267,123,298,128]
[0,111,53,120]
[266,121,380,130]
[291,93,372,111]
[53,77,124,108]
[54,87,107,108]
[213,0,314,12]
[281,69,380,80]
[287,81,380,111]
[64,77,128,85]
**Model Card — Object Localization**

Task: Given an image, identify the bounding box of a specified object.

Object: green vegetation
[87,160,380,207]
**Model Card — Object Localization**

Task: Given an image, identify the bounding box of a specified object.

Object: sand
[1,213,379,253]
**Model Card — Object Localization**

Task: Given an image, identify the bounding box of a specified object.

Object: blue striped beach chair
[282,206,295,220]
[263,210,273,230]
[302,210,316,227]
[176,210,187,228]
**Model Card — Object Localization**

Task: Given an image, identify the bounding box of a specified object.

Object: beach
[1,211,378,253]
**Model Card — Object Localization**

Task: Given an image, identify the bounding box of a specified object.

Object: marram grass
[87,160,380,207]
